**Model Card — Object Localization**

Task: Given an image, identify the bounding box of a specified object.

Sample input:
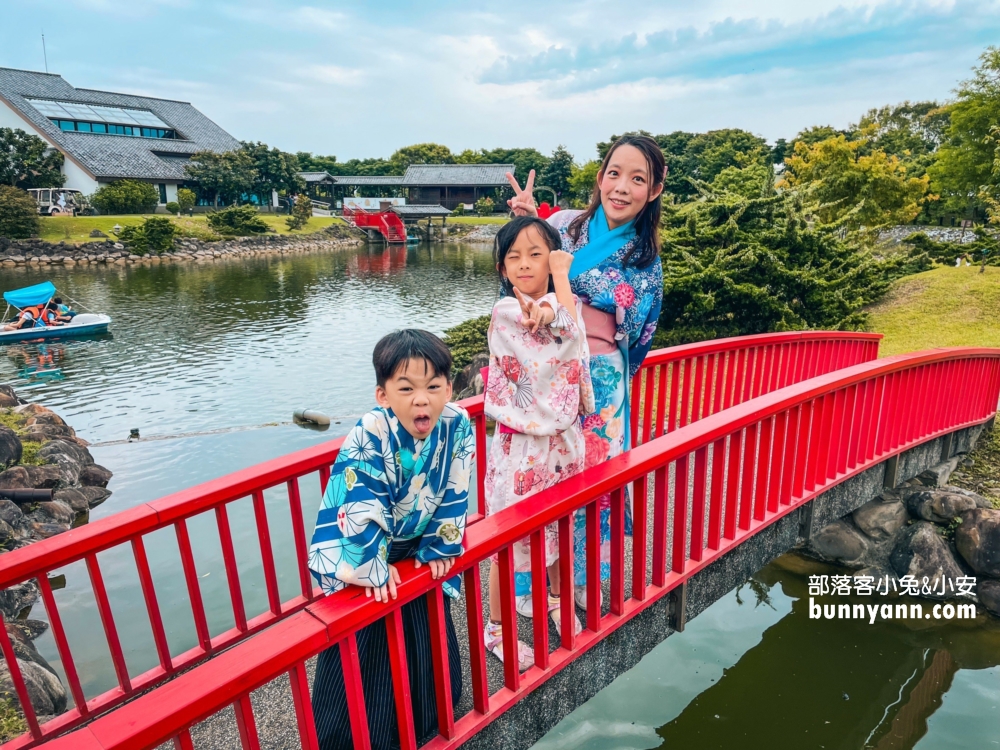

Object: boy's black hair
[54,298,62,304]
[493,216,562,298]
[373,329,453,388]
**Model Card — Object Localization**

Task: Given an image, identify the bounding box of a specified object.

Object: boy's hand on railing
[365,564,401,603]
[415,557,454,580]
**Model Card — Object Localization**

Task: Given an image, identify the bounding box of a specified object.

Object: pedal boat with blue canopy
[0,282,111,343]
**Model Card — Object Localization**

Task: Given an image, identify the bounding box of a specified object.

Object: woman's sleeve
[417,412,474,562]
[308,422,393,594]
[628,277,663,379]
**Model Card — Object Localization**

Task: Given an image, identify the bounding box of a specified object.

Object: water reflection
[534,556,1000,750]
[0,243,497,444]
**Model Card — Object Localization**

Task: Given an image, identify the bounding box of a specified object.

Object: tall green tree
[388,143,454,174]
[658,191,898,346]
[184,150,257,206]
[240,142,303,204]
[929,46,1000,217]
[780,135,929,228]
[569,160,600,206]
[539,145,574,202]
[0,128,64,189]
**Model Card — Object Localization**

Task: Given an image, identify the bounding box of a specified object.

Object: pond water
[1,243,998,748]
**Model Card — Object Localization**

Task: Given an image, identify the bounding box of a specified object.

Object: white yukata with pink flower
[483,292,595,596]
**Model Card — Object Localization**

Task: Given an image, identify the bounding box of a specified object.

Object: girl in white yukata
[483,216,595,672]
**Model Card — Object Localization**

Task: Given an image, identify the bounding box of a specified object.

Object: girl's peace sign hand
[506,170,538,217]
[513,287,552,333]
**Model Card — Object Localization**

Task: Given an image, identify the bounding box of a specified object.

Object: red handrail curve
[39,346,1000,750]
[0,331,880,747]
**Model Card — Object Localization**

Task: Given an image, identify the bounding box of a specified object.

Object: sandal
[484,621,534,672]
[546,593,583,635]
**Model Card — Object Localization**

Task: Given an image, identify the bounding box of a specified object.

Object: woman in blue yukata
[308,329,475,750]
[506,135,666,611]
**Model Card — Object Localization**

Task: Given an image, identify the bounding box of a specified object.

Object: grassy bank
[866,266,1000,356]
[37,214,345,244]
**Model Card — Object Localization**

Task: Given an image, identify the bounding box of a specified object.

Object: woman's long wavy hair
[568,134,666,269]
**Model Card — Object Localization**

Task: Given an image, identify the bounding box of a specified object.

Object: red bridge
[1,332,998,749]
[343,207,408,244]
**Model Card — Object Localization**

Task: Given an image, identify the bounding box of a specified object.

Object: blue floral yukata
[548,209,662,586]
[308,403,475,750]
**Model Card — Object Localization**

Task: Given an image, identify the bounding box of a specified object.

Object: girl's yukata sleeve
[308,417,394,595]
[416,409,474,564]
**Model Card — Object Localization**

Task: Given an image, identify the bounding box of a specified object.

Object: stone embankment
[0,387,112,721]
[802,451,1000,617]
[878,225,994,245]
[0,224,365,268]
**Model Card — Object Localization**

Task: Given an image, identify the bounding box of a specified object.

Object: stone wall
[877,225,993,246]
[0,224,365,269]
[0,387,113,723]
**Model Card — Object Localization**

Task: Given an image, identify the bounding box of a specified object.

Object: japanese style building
[0,66,240,209]
[300,163,514,210]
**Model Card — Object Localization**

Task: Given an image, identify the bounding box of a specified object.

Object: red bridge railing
[40,346,1000,750]
[0,331,879,747]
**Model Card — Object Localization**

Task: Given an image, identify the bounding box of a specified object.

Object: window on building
[29,98,179,139]
[158,184,167,204]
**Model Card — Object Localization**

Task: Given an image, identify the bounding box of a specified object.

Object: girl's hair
[568,134,666,268]
[493,216,562,297]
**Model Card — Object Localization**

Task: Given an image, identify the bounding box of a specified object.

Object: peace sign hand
[513,287,552,333]
[506,170,538,217]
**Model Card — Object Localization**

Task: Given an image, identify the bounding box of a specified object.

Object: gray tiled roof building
[0,66,240,206]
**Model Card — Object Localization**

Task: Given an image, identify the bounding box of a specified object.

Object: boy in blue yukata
[308,329,475,750]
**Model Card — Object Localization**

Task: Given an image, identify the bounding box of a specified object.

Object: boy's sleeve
[416,412,474,563]
[308,420,394,594]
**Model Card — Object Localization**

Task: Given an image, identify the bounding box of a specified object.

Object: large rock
[0,658,66,716]
[914,457,961,488]
[0,581,39,620]
[906,489,983,524]
[77,486,111,508]
[453,352,490,400]
[38,439,93,466]
[889,521,967,597]
[0,426,22,467]
[807,520,870,565]
[955,508,1000,577]
[22,465,62,490]
[32,501,74,525]
[23,413,67,429]
[52,488,89,513]
[0,499,22,527]
[852,496,909,541]
[0,386,20,408]
[78,464,112,488]
[0,466,29,490]
[22,423,75,443]
[28,521,70,539]
[979,579,1000,618]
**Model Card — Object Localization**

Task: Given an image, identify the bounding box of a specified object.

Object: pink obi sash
[481,366,520,434]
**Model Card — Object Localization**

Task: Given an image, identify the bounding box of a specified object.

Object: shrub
[116,216,177,255]
[474,196,495,217]
[165,201,180,215]
[452,204,465,216]
[442,315,491,371]
[206,205,269,236]
[176,188,196,213]
[91,180,159,214]
[286,195,313,231]
[0,185,40,239]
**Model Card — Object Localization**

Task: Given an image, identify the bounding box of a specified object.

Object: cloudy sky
[2,1,998,162]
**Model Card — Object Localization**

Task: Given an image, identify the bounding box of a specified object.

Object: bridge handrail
[40,346,1000,750]
[0,330,880,747]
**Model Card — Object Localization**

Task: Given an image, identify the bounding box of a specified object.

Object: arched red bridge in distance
[2,332,999,750]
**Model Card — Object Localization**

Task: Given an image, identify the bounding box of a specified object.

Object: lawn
[37,214,346,244]
[866,265,1000,356]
